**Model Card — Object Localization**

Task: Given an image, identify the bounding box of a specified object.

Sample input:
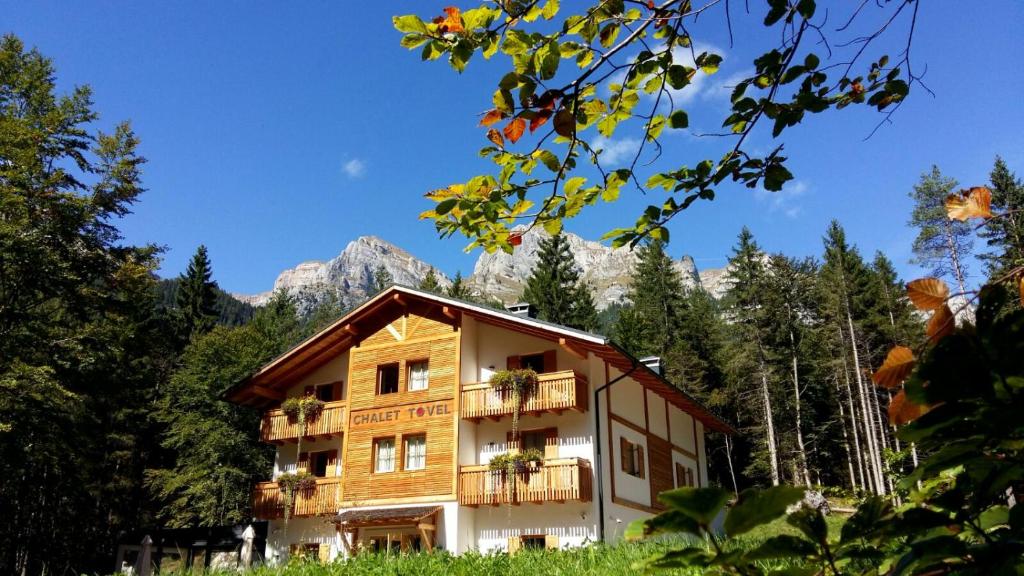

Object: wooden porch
[259,400,347,444]
[460,370,588,421]
[458,457,593,507]
[252,477,343,519]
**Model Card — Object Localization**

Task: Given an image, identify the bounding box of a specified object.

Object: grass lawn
[135,514,847,575]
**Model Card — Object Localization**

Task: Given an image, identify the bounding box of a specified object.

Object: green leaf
[542,0,560,20]
[646,115,666,141]
[646,173,675,191]
[493,89,514,114]
[450,40,473,73]
[599,23,620,48]
[400,34,429,50]
[644,509,701,537]
[502,30,532,56]
[624,518,647,541]
[786,506,827,544]
[724,486,805,537]
[564,176,586,195]
[696,53,722,75]
[744,535,818,560]
[534,150,561,172]
[434,198,458,215]
[658,487,731,526]
[668,110,689,129]
[667,65,693,90]
[763,164,793,191]
[542,218,563,235]
[393,15,428,34]
[840,496,889,542]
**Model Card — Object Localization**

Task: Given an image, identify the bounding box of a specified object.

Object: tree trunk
[944,219,968,296]
[839,327,867,492]
[757,346,781,486]
[834,374,858,492]
[724,435,739,496]
[847,312,886,495]
[790,339,811,487]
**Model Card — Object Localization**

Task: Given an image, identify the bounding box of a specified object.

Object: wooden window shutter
[326,449,339,477]
[318,543,330,563]
[545,535,560,550]
[637,445,646,479]
[507,536,521,554]
[333,381,343,401]
[543,349,557,373]
[619,437,629,472]
[297,451,310,473]
[507,355,521,369]
[544,429,558,460]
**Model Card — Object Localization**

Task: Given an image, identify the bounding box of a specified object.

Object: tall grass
[120,517,847,576]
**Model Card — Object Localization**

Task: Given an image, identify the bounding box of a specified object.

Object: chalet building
[225,285,732,563]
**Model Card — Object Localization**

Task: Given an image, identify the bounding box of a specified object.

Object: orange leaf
[553,109,575,138]
[440,6,464,33]
[888,389,926,426]
[509,232,523,247]
[872,346,915,389]
[927,304,955,341]
[529,109,552,133]
[907,277,949,311]
[503,118,526,144]
[486,128,504,148]
[1019,276,1024,308]
[479,109,506,127]
[946,186,993,221]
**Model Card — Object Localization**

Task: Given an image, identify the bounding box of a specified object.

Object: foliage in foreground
[628,187,1024,574]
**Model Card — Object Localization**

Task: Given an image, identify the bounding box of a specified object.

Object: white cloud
[755,180,809,219]
[703,69,754,104]
[342,158,366,179]
[591,136,642,165]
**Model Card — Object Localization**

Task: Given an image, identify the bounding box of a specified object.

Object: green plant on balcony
[276,471,316,523]
[488,368,537,437]
[488,448,544,504]
[281,395,324,471]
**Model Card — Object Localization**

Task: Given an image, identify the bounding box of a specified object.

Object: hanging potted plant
[276,471,317,523]
[488,368,538,438]
[488,448,544,503]
[281,395,324,465]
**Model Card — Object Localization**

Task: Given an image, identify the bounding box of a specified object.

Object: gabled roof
[224,285,734,434]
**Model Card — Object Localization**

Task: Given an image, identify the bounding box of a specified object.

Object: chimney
[639,356,663,375]
[506,302,536,318]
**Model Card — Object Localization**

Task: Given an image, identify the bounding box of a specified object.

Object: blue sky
[5,1,1022,295]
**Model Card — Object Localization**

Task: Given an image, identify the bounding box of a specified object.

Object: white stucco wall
[473,410,593,465]
[284,354,349,399]
[608,371,645,428]
[265,517,337,565]
[472,321,587,380]
[668,404,697,453]
[609,420,650,507]
[646,390,668,440]
[473,503,597,552]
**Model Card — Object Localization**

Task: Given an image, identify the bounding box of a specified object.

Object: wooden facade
[260,400,347,444]
[252,477,343,519]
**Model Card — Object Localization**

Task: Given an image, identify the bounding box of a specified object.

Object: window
[404,434,426,470]
[310,451,330,477]
[315,383,334,402]
[520,353,546,373]
[519,430,548,453]
[374,438,396,473]
[408,360,429,391]
[521,535,547,550]
[620,437,645,479]
[377,364,399,395]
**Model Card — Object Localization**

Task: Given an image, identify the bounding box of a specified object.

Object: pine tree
[419,268,442,293]
[446,271,474,300]
[615,239,686,358]
[371,264,393,294]
[521,233,597,330]
[908,166,973,294]
[979,156,1024,279]
[176,245,218,338]
[722,227,781,486]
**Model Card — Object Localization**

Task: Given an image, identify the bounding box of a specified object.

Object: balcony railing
[460,370,588,421]
[252,477,343,519]
[459,457,593,507]
[260,400,347,444]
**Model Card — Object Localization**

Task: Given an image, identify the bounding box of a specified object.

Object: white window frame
[375,438,396,473]
[408,360,429,391]
[404,434,426,470]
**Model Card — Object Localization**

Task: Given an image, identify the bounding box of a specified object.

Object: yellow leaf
[946,186,993,221]
[486,128,505,148]
[479,109,506,127]
[888,389,926,426]
[927,304,954,341]
[872,346,915,389]
[907,277,949,311]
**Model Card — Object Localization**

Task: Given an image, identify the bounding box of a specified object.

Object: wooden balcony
[459,458,593,507]
[252,477,343,519]
[260,400,347,444]
[460,370,588,421]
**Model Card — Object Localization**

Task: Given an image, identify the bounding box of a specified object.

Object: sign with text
[349,400,454,429]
